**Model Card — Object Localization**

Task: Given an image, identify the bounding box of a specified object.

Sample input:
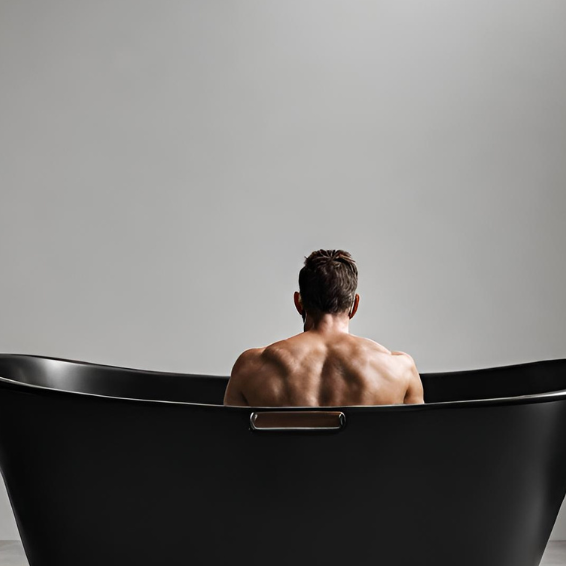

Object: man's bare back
[224,330,424,407]
[224,249,425,407]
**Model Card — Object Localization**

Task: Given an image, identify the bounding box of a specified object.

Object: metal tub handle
[249,410,346,432]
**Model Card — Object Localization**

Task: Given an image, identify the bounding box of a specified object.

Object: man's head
[294,249,359,323]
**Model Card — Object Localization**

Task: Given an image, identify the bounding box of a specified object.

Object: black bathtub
[0,354,566,566]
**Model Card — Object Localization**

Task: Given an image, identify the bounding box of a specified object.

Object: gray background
[1,0,565,540]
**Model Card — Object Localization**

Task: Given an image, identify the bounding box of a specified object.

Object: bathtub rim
[1,353,566,412]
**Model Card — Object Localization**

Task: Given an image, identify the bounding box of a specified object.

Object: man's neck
[303,313,351,334]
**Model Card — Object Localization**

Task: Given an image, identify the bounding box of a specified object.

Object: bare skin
[224,292,425,407]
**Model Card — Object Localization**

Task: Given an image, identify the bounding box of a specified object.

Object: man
[224,249,424,407]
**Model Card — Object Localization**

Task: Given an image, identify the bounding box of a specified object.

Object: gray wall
[1,0,565,541]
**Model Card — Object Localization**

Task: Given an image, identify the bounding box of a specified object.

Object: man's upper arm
[223,348,260,406]
[392,351,425,405]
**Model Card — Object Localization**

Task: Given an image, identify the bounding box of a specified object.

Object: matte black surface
[0,354,565,566]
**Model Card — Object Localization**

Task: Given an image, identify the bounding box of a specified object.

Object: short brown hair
[298,249,358,316]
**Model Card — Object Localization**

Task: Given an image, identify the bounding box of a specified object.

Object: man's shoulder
[230,347,267,378]
[262,333,312,356]
[390,349,417,366]
[232,347,265,367]
[351,337,416,365]
[232,336,301,370]
[349,338,418,379]
[351,335,392,355]
[389,350,421,389]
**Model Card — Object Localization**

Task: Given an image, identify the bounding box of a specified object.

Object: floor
[0,540,565,565]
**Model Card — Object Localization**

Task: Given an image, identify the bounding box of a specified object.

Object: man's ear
[294,291,304,317]
[349,294,360,319]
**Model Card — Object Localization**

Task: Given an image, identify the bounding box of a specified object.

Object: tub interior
[0,354,565,405]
